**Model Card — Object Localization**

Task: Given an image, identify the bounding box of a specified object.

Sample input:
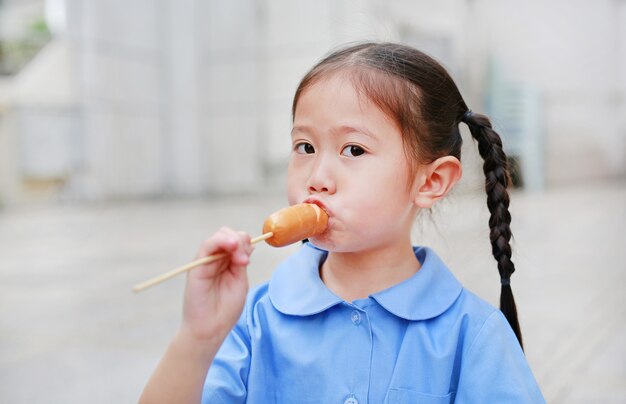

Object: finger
[196,227,239,259]
[237,231,254,256]
[230,261,250,283]
[228,230,251,266]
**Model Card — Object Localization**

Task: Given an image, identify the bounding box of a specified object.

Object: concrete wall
[63,0,263,199]
[64,0,164,198]
[476,0,626,185]
[1,0,624,204]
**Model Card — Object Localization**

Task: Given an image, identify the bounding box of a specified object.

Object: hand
[180,227,253,344]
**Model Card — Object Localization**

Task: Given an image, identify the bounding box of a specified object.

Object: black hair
[292,42,523,348]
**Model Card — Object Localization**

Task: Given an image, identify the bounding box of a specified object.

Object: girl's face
[288,74,420,253]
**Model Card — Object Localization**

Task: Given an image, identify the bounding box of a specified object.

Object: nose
[306,156,336,195]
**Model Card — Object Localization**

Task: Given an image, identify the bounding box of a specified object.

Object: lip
[303,198,331,217]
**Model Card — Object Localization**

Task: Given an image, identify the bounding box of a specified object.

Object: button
[351,310,361,325]
[344,396,358,404]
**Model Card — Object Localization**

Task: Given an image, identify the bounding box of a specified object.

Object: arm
[139,329,223,404]
[139,228,253,404]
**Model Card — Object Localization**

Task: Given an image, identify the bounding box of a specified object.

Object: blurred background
[0,0,624,402]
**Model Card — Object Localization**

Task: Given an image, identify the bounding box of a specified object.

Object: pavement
[0,180,624,403]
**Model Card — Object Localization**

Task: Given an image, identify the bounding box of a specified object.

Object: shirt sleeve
[201,307,251,404]
[455,310,546,403]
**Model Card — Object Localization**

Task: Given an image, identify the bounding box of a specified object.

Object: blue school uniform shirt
[202,243,545,403]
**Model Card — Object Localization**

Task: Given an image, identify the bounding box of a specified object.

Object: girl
[140,42,545,403]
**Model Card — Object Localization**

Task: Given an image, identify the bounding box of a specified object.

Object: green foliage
[30,18,51,36]
[0,17,51,76]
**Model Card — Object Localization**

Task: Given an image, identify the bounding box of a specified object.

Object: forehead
[293,73,399,132]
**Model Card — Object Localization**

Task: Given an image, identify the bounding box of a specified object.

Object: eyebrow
[291,125,377,139]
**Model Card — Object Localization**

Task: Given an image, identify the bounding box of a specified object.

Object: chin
[307,232,340,252]
[308,234,361,254]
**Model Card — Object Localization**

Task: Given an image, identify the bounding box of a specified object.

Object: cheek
[286,161,303,205]
[371,158,413,194]
[355,164,413,213]
[287,190,298,205]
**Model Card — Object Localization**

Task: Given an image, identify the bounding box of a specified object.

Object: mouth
[303,198,331,217]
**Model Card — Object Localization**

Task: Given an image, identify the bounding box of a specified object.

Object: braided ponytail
[462,110,523,349]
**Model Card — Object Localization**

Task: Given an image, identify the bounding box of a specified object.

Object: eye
[341,145,366,157]
[295,142,315,154]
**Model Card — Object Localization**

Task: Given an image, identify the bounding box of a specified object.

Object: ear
[413,156,462,209]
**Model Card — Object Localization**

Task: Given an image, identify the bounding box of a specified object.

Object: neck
[320,239,421,302]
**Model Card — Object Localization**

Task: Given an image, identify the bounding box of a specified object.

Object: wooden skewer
[132,232,274,293]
